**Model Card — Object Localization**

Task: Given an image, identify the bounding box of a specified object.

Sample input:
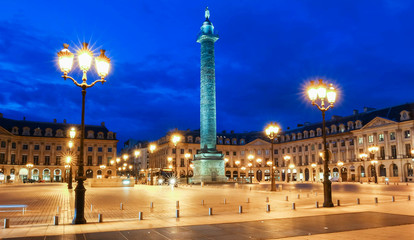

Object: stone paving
[0,182,413,239]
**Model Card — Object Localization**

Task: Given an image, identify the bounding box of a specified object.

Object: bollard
[120,203,124,210]
[224,198,226,204]
[375,197,378,204]
[285,196,289,201]
[209,208,213,216]
[266,197,269,203]
[337,200,340,206]
[201,200,204,205]
[139,212,143,220]
[266,204,270,212]
[246,198,250,203]
[408,195,411,201]
[54,215,59,225]
[176,209,180,218]
[98,214,103,223]
[357,198,360,205]
[239,205,243,214]
[91,204,93,212]
[315,201,319,208]
[150,202,154,208]
[4,219,9,229]
[392,196,395,202]
[297,194,300,199]
[292,202,296,210]
[249,187,251,191]
[176,201,179,208]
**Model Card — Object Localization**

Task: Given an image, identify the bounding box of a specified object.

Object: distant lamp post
[149,144,156,185]
[283,155,291,182]
[110,160,115,165]
[116,158,121,163]
[241,166,246,181]
[247,162,253,183]
[66,127,76,189]
[123,154,129,161]
[171,135,181,178]
[311,163,317,182]
[235,160,241,181]
[26,162,33,181]
[185,153,191,184]
[66,156,72,188]
[265,122,280,191]
[368,146,379,184]
[57,42,110,224]
[289,163,295,182]
[134,150,141,184]
[307,79,337,208]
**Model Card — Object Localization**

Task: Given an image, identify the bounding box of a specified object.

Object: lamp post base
[323,179,334,207]
[72,178,87,224]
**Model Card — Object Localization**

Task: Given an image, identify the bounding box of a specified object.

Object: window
[34,128,41,136]
[97,132,104,139]
[56,129,63,137]
[378,134,384,142]
[358,137,363,144]
[233,151,237,156]
[98,156,103,165]
[341,141,345,147]
[406,144,411,157]
[56,156,61,165]
[305,155,309,165]
[350,139,354,146]
[45,145,50,151]
[44,156,50,165]
[226,151,229,155]
[87,131,94,138]
[305,146,308,151]
[292,147,296,153]
[56,145,62,151]
[34,145,40,150]
[23,144,28,150]
[108,132,114,139]
[391,145,397,159]
[21,155,28,165]
[87,156,93,166]
[311,144,315,151]
[287,148,290,153]
[298,146,302,152]
[108,147,112,152]
[88,147,93,152]
[240,139,245,145]
[180,149,184,154]
[12,127,19,134]
[1,141,5,148]
[0,153,5,164]
[333,142,337,148]
[189,149,193,154]
[45,128,52,137]
[11,154,15,165]
[22,127,30,136]
[368,135,374,143]
[34,156,39,165]
[258,150,262,155]
[390,132,396,140]
[180,158,185,167]
[98,147,103,152]
[172,148,176,154]
[404,130,410,138]
[380,147,385,159]
[12,142,16,149]
[241,150,245,156]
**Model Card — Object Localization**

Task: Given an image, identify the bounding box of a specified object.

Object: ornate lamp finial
[205,7,210,19]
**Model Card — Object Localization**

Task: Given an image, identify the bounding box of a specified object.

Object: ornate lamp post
[247,162,253,183]
[307,79,337,207]
[266,160,273,182]
[171,135,181,178]
[149,144,156,185]
[57,42,110,224]
[66,127,76,189]
[185,153,191,184]
[235,160,241,182]
[99,165,106,178]
[265,122,280,191]
[283,155,291,182]
[134,150,141,184]
[26,162,33,182]
[311,163,317,182]
[368,146,379,184]
[289,163,295,182]
[241,166,246,182]
[359,153,368,181]
[66,156,73,189]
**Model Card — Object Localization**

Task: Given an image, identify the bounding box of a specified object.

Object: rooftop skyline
[1,1,414,146]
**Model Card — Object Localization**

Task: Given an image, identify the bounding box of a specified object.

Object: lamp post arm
[62,75,83,87]
[85,79,106,88]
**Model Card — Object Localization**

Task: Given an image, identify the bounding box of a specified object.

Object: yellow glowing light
[169,165,173,169]
[368,146,379,154]
[149,144,156,153]
[66,156,71,164]
[118,167,122,171]
[134,150,140,157]
[266,161,272,166]
[311,163,317,168]
[327,84,336,104]
[77,42,93,72]
[110,160,115,165]
[235,160,240,166]
[100,165,106,169]
[317,79,327,99]
[283,155,291,161]
[371,159,378,165]
[57,43,74,74]
[248,155,254,160]
[168,157,172,162]
[256,158,262,163]
[68,140,74,149]
[241,166,246,171]
[122,167,126,170]
[185,153,191,159]
[265,122,280,139]
[289,163,295,169]
[224,158,229,162]
[69,127,76,139]
[171,135,181,146]
[337,161,344,166]
[26,163,33,168]
[129,165,133,169]
[116,158,121,163]
[190,164,194,168]
[95,49,110,79]
[247,162,252,167]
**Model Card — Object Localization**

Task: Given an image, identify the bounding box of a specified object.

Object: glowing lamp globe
[95,49,110,79]
[307,81,317,101]
[57,44,74,74]
[69,127,76,139]
[77,43,93,72]
[327,84,336,104]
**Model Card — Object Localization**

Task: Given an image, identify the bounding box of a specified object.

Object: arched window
[303,131,308,138]
[225,139,230,145]
[34,128,42,136]
[297,133,302,140]
[400,110,410,121]
[232,138,237,145]
[310,130,315,137]
[107,132,114,139]
[12,127,19,135]
[291,133,296,140]
[347,121,354,130]
[97,132,104,139]
[22,127,30,136]
[87,131,94,139]
[45,128,53,137]
[331,125,337,133]
[240,139,245,145]
[316,128,322,136]
[355,120,362,129]
[339,124,345,133]
[187,136,193,143]
[218,137,223,144]
[195,137,201,143]
[56,129,64,137]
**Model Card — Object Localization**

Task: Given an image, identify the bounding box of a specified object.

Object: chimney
[353,109,358,115]
[222,130,226,134]
[0,113,3,118]
[63,119,67,124]
[230,130,234,134]
[297,124,304,127]
[23,116,26,121]
[53,119,57,123]
[101,122,105,127]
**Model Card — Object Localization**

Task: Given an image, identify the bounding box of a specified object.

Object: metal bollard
[4,219,9,229]
[176,201,179,208]
[139,212,143,220]
[408,195,411,201]
[292,202,296,210]
[239,205,243,214]
[120,203,124,210]
[201,200,204,205]
[150,202,153,208]
[315,201,319,208]
[297,194,300,199]
[392,196,395,202]
[246,198,250,203]
[209,208,213,216]
[337,200,340,206]
[266,197,269,202]
[54,215,59,225]
[176,209,180,218]
[357,198,360,205]
[266,204,270,212]
[375,197,378,204]
[98,214,103,223]
[285,196,289,201]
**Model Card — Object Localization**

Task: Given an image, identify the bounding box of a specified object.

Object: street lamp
[185,153,191,184]
[247,162,253,183]
[283,155,291,182]
[123,154,129,161]
[265,122,280,191]
[289,163,295,182]
[134,150,140,184]
[368,146,379,184]
[241,166,246,181]
[57,42,110,224]
[66,156,72,188]
[149,144,156,185]
[66,127,76,189]
[235,160,241,182]
[26,162,33,182]
[307,79,337,207]
[171,134,181,178]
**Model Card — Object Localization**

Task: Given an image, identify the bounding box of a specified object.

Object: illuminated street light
[265,122,280,191]
[368,146,379,184]
[185,153,191,184]
[289,163,295,182]
[247,162,253,183]
[123,154,128,161]
[149,144,156,185]
[66,127,76,190]
[26,162,33,181]
[306,79,337,208]
[110,160,115,165]
[134,150,141,184]
[116,158,121,163]
[235,160,241,182]
[57,42,111,224]
[171,135,181,178]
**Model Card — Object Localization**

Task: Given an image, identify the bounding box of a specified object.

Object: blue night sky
[1,0,414,147]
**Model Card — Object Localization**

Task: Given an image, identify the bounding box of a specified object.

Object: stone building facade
[0,114,118,183]
[135,103,414,183]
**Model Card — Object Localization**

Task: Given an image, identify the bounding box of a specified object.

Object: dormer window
[400,110,410,121]
[187,136,193,143]
[347,121,354,130]
[339,124,345,133]
[218,138,223,144]
[87,131,94,139]
[56,129,63,137]
[12,127,19,135]
[34,128,42,136]
[355,120,362,129]
[286,135,290,141]
[303,131,308,138]
[232,138,237,145]
[225,139,230,145]
[107,132,114,139]
[316,128,322,136]
[195,137,201,143]
[97,132,104,139]
[330,125,337,133]
[297,133,302,140]
[291,133,296,140]
[45,128,53,137]
[22,127,30,136]
[310,130,315,137]
[240,139,245,145]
